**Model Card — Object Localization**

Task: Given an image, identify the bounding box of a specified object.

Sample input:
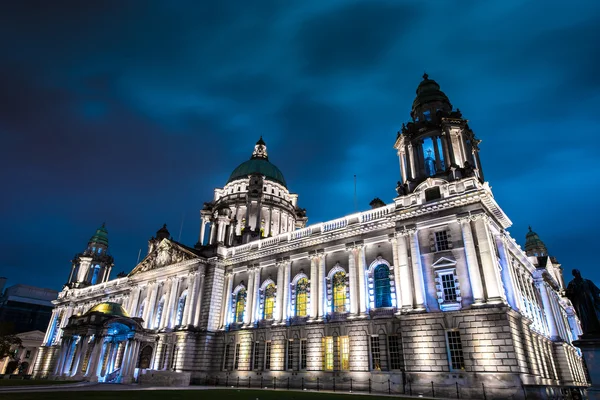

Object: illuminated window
[263,284,276,320]
[176,294,186,326]
[265,342,272,370]
[324,336,334,371]
[435,230,449,251]
[234,288,246,323]
[340,336,349,371]
[90,267,100,285]
[423,110,431,121]
[154,298,165,329]
[370,336,381,370]
[374,265,392,308]
[137,301,145,319]
[98,248,102,254]
[234,343,241,370]
[388,335,404,370]
[287,340,294,370]
[300,339,307,370]
[333,271,347,313]
[253,341,260,370]
[295,278,309,317]
[446,330,465,371]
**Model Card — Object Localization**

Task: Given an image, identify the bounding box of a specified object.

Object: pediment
[129,239,199,276]
[432,256,457,269]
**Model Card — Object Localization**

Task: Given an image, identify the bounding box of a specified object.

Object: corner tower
[66,223,115,288]
[197,137,307,247]
[394,74,484,195]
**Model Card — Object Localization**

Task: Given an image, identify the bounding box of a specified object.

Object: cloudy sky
[1,1,599,291]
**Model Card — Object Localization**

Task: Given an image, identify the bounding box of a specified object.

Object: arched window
[295,278,309,317]
[333,271,347,313]
[374,265,392,308]
[234,288,246,323]
[154,298,165,329]
[263,284,276,320]
[176,293,187,326]
[90,266,100,285]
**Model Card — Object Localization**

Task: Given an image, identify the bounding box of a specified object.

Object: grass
[2,389,411,400]
[0,380,81,387]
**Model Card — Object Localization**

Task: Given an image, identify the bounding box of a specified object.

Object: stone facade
[34,75,588,399]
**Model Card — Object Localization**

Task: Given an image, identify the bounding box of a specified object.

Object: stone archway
[137,345,153,370]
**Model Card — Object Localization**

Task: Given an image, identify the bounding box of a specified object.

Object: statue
[566,269,600,336]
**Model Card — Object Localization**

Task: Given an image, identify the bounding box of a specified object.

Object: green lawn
[2,389,411,400]
[0,380,81,387]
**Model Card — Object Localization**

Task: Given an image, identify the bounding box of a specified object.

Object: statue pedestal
[574,335,600,399]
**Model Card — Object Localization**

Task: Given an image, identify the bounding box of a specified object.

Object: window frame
[445,330,466,371]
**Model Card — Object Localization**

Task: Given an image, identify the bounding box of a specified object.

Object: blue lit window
[176,295,186,326]
[234,289,246,323]
[98,248,102,254]
[90,267,100,285]
[423,110,431,121]
[154,299,165,328]
[374,265,392,308]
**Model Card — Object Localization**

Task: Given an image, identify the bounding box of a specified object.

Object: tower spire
[251,136,268,160]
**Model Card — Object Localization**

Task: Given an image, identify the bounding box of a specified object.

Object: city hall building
[33,75,588,398]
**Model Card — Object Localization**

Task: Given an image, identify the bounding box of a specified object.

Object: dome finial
[528,226,532,232]
[423,72,429,80]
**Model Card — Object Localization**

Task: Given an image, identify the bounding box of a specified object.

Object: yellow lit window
[235,289,246,323]
[263,284,276,320]
[296,278,309,317]
[333,271,347,313]
[324,336,333,371]
[340,336,349,370]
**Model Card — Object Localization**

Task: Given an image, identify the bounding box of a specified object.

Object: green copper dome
[89,223,109,246]
[85,302,129,318]
[524,226,548,257]
[227,137,287,187]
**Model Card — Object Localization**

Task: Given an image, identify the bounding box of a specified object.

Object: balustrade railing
[227,203,395,257]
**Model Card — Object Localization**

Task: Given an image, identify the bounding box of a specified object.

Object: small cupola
[411,73,452,122]
[524,226,549,257]
[156,224,171,241]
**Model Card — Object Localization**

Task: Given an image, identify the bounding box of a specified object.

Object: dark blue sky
[1,1,599,291]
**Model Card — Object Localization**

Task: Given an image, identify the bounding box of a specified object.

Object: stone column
[275,262,285,323]
[128,286,141,317]
[209,221,217,244]
[54,336,71,376]
[163,277,180,329]
[473,216,503,302]
[43,310,58,345]
[390,235,406,311]
[96,341,109,379]
[85,337,103,380]
[182,273,196,326]
[318,255,326,319]
[309,255,319,319]
[268,207,273,236]
[282,261,291,321]
[192,272,205,326]
[73,336,90,376]
[117,339,132,381]
[221,272,234,327]
[433,136,442,171]
[347,245,359,315]
[357,245,367,315]
[459,217,485,304]
[251,266,261,324]
[407,144,415,180]
[244,267,255,326]
[535,278,559,340]
[143,282,158,329]
[408,229,427,311]
[199,218,207,245]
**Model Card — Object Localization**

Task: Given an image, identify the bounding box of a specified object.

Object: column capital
[275,257,291,267]
[224,271,234,278]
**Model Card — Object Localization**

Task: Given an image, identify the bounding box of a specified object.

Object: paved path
[0,383,441,399]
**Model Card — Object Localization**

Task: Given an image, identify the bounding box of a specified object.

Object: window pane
[265,342,272,370]
[374,265,392,308]
[442,274,458,302]
[235,289,246,323]
[333,272,347,313]
[447,331,465,370]
[296,278,308,317]
[324,336,334,371]
[300,339,307,370]
[370,336,381,371]
[264,284,276,320]
[340,336,349,371]
[435,231,449,251]
[388,335,405,370]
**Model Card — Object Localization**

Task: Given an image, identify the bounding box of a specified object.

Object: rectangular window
[265,342,272,370]
[340,336,349,371]
[324,336,334,371]
[223,344,230,371]
[435,230,449,251]
[253,341,260,370]
[234,343,241,370]
[423,110,431,120]
[300,339,307,370]
[287,340,294,370]
[388,335,404,370]
[370,336,381,371]
[441,273,458,302]
[446,330,465,371]
[25,350,31,359]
